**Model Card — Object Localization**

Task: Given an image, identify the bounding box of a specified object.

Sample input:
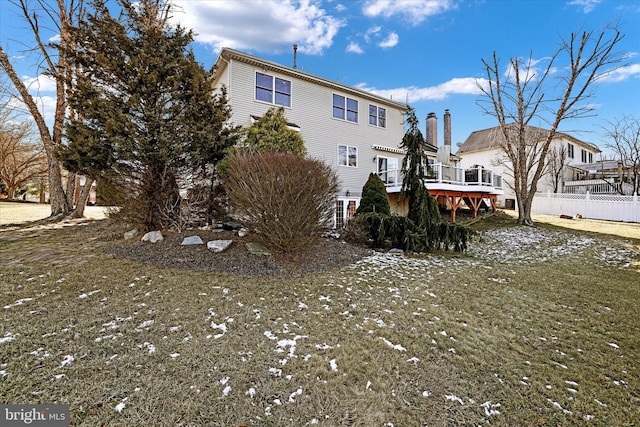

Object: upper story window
[588,152,593,163]
[369,105,386,128]
[256,72,291,107]
[567,143,574,159]
[581,148,587,163]
[338,144,357,167]
[333,94,358,123]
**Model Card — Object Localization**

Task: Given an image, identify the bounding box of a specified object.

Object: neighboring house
[456,125,600,208]
[211,47,410,227]
[564,159,636,195]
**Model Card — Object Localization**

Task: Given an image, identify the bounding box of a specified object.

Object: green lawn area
[1,215,639,426]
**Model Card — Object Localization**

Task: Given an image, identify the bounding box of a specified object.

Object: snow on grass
[380,337,406,352]
[78,290,101,299]
[60,355,74,367]
[4,298,33,309]
[210,322,227,339]
[0,332,16,343]
[114,397,128,413]
[329,359,338,372]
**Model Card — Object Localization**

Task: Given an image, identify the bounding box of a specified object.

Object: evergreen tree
[63,0,226,230]
[400,108,441,234]
[356,173,391,216]
[244,107,306,155]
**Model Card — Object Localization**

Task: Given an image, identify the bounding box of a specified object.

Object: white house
[211,47,411,227]
[456,125,600,208]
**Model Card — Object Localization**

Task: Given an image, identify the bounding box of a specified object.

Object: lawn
[1,214,639,426]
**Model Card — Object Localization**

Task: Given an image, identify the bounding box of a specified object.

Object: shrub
[224,152,339,255]
[356,173,390,216]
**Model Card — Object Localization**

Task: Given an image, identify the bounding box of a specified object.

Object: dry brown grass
[1,210,639,426]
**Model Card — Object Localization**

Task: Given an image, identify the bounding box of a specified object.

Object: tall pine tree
[63,0,230,230]
[400,108,441,235]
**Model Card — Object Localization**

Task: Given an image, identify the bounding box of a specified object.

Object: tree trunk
[66,171,78,208]
[68,178,94,218]
[7,185,15,199]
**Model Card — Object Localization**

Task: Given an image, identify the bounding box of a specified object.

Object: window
[333,94,358,123]
[377,156,398,185]
[588,152,593,163]
[581,149,587,163]
[338,145,357,167]
[256,72,291,107]
[567,143,574,159]
[369,105,386,128]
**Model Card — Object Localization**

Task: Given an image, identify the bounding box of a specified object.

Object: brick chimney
[426,112,437,147]
[444,109,451,147]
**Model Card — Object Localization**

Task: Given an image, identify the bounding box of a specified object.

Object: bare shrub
[225,152,339,254]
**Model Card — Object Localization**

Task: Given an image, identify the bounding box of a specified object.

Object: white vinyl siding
[213,58,407,194]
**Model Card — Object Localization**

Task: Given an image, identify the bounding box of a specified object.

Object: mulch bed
[104,228,374,278]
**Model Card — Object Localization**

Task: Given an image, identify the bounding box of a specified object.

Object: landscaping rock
[246,242,271,256]
[237,228,249,237]
[141,231,164,243]
[207,240,233,253]
[181,235,204,246]
[124,229,138,240]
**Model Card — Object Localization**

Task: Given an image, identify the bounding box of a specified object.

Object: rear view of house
[211,48,409,227]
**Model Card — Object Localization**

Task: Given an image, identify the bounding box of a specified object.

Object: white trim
[372,144,405,154]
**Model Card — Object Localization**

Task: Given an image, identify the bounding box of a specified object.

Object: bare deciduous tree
[0,114,47,198]
[0,0,85,218]
[546,143,569,193]
[478,27,625,225]
[603,115,640,195]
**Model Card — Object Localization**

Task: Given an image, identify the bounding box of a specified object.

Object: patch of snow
[380,337,406,352]
[137,320,154,329]
[608,342,619,349]
[264,331,278,341]
[78,290,101,299]
[246,387,256,398]
[211,322,227,339]
[4,298,33,309]
[288,388,302,403]
[60,355,74,367]
[114,397,128,413]
[0,332,16,344]
[481,401,501,416]
[422,391,431,397]
[269,367,282,377]
[169,353,180,358]
[54,374,65,380]
[445,395,464,405]
[329,359,338,372]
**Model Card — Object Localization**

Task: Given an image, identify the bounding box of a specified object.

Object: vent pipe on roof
[293,44,298,69]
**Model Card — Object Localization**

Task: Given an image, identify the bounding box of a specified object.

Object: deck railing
[425,163,503,189]
[563,178,635,195]
[380,163,503,190]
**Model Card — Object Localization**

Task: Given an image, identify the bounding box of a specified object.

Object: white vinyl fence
[531,191,640,223]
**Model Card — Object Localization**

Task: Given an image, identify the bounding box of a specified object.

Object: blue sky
[1,0,639,157]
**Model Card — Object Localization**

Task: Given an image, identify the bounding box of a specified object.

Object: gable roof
[456,124,600,155]
[212,48,410,112]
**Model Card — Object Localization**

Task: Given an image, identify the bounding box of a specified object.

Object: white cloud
[596,63,640,83]
[567,0,601,13]
[503,57,554,83]
[48,34,61,43]
[378,31,398,48]
[346,41,364,54]
[356,77,487,103]
[334,3,347,12]
[22,74,57,93]
[170,0,345,54]
[362,0,456,25]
